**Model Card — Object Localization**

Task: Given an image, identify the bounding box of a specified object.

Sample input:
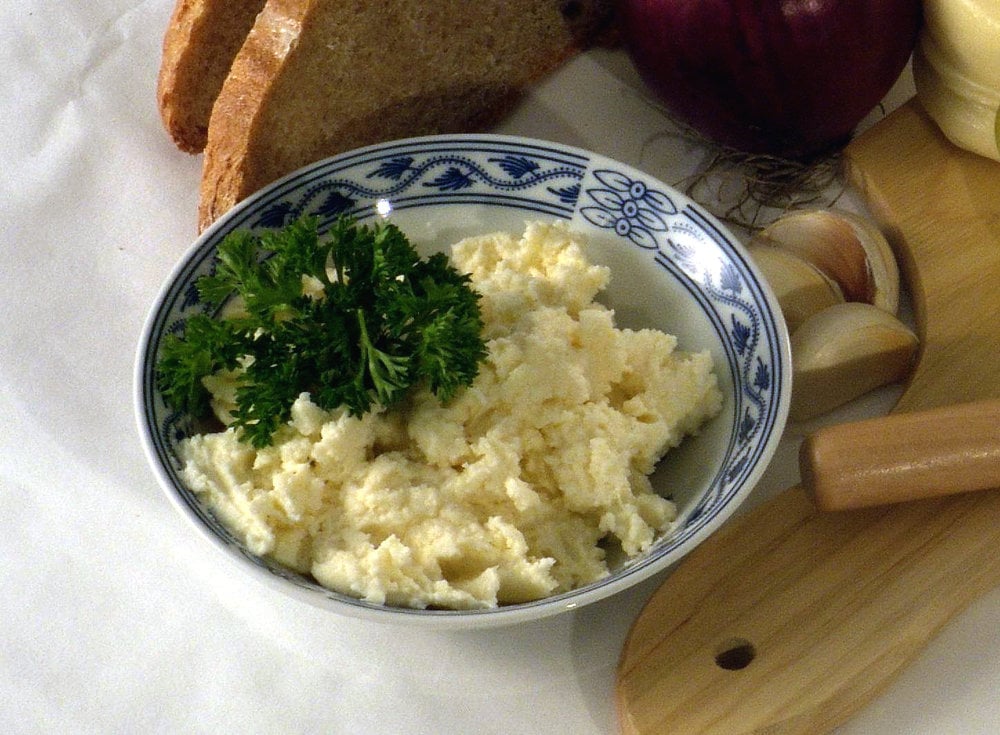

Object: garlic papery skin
[747,244,845,333]
[838,210,901,316]
[789,302,919,422]
[750,209,900,315]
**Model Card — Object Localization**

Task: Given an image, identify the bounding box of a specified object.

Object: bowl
[135,134,791,628]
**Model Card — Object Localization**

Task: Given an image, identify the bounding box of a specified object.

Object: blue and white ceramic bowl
[135,135,791,628]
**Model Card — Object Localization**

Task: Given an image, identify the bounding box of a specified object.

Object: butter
[914,0,1000,161]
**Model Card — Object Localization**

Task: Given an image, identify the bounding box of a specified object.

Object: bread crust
[157,0,267,153]
[197,0,615,230]
[198,0,310,225]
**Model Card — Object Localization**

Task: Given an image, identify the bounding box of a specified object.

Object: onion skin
[620,0,923,158]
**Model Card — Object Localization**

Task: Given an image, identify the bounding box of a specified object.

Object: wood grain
[801,398,1000,511]
[846,103,1000,412]
[616,100,1000,734]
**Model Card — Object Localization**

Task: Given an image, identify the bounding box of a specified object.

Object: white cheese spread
[178,221,722,609]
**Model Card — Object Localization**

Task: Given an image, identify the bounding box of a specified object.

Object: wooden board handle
[801,398,1000,510]
[617,99,1000,735]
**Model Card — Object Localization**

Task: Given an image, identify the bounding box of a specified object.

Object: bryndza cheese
[179,221,722,610]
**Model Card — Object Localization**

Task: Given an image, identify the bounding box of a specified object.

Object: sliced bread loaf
[198,0,615,230]
[157,0,267,153]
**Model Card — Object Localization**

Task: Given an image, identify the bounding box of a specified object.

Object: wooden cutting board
[615,100,1000,734]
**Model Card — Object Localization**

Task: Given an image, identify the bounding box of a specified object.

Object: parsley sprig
[157,216,487,447]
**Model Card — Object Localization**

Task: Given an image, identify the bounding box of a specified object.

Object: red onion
[620,0,922,158]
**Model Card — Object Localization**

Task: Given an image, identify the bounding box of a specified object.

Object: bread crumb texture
[157,0,268,152]
[197,0,616,229]
[179,221,722,609]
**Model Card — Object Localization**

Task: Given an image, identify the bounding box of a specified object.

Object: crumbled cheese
[179,221,722,610]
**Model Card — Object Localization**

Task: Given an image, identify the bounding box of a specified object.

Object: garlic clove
[753,210,868,301]
[750,209,901,315]
[836,210,901,316]
[748,243,845,333]
[789,302,919,422]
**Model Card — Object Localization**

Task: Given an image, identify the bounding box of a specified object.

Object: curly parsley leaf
[156,315,244,417]
[156,215,487,447]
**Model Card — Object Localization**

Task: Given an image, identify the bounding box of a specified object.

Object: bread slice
[157,0,267,153]
[198,0,616,230]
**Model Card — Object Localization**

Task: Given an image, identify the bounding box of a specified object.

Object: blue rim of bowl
[135,134,791,626]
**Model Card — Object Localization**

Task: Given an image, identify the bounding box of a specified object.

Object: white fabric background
[2,2,999,733]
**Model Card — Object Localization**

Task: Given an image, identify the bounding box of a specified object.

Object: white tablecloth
[3,2,999,733]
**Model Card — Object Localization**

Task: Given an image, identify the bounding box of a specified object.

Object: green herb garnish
[157,216,487,447]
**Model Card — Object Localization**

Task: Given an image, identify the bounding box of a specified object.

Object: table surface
[3,3,1000,733]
